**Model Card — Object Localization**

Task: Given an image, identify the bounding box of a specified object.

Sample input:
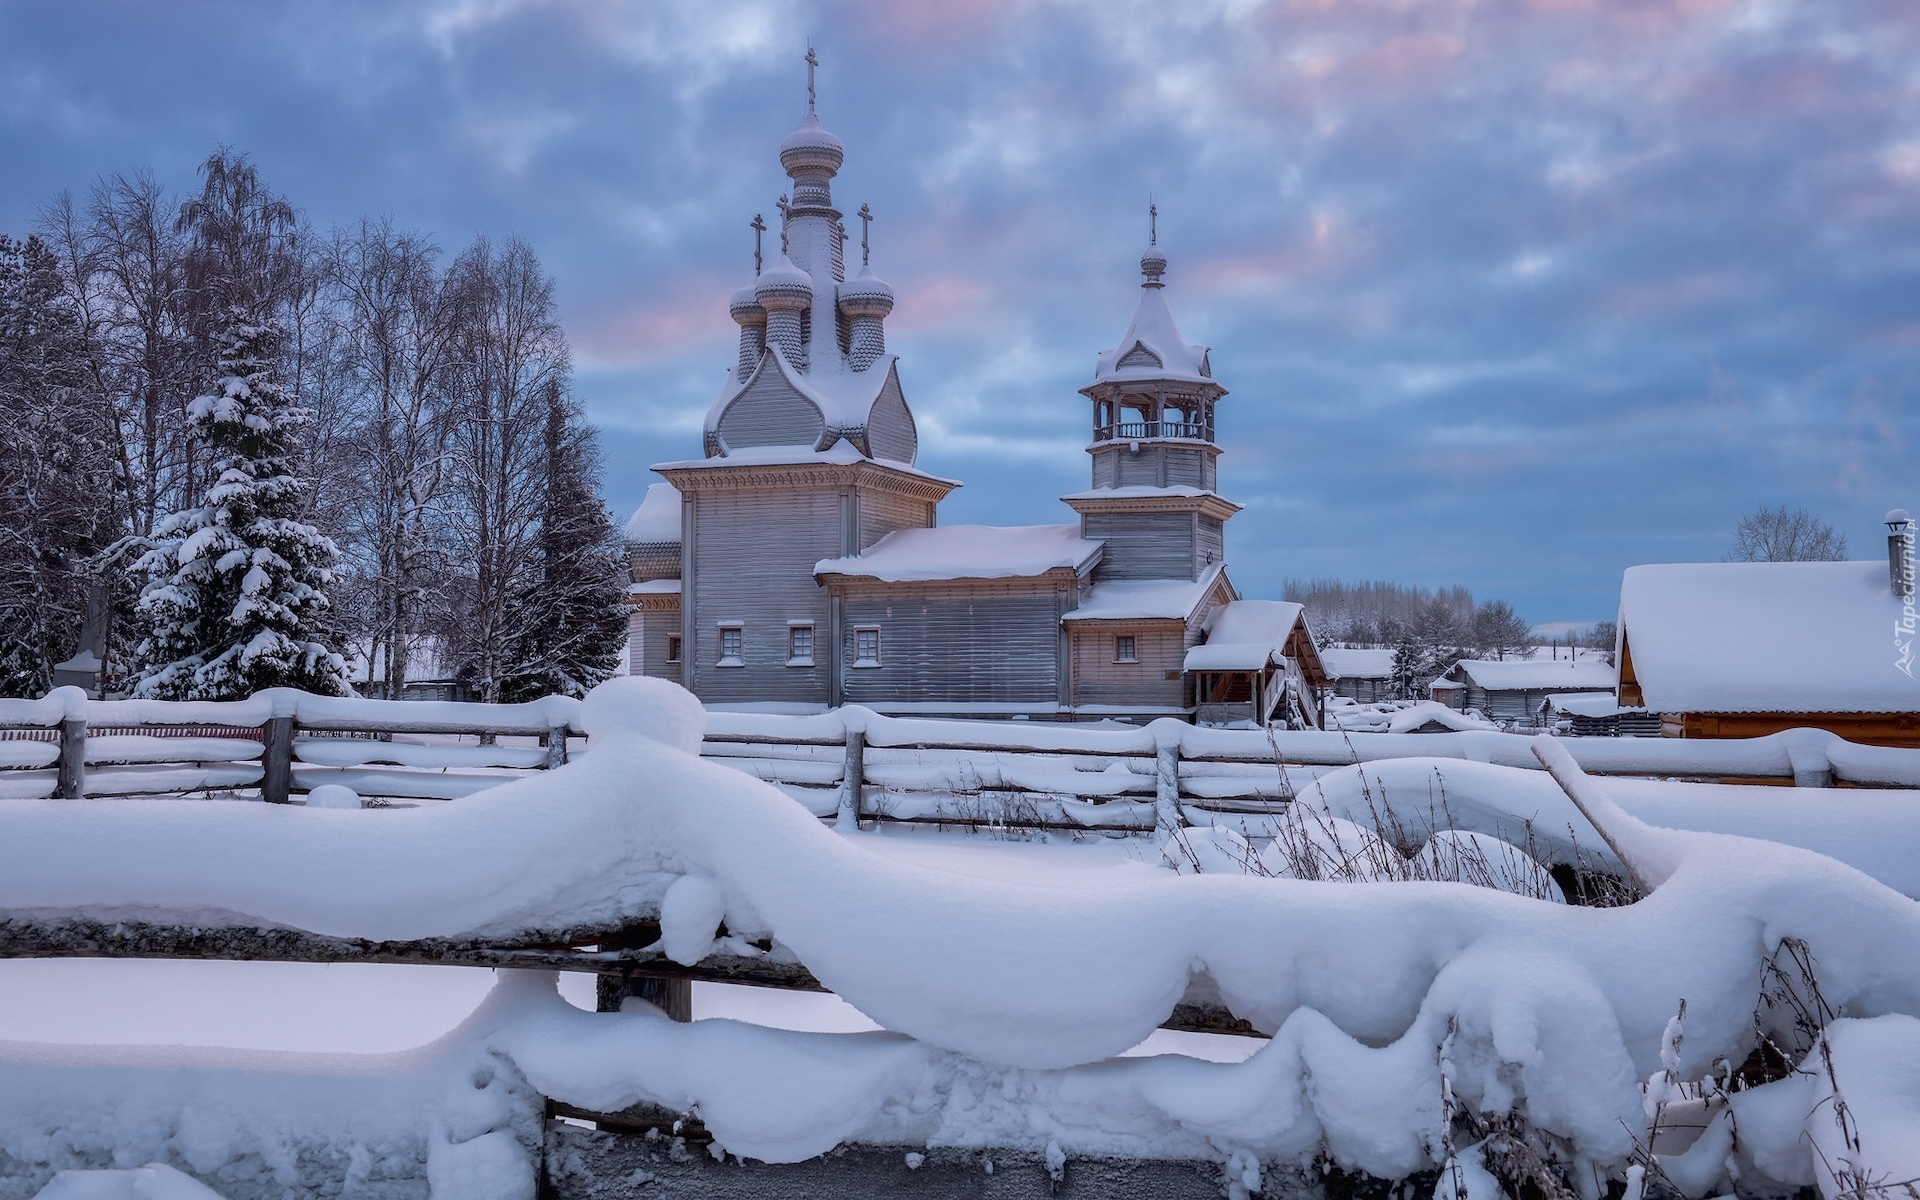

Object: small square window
[717,625,744,667]
[1115,635,1138,663]
[788,624,814,666]
[853,626,882,667]
[666,634,682,663]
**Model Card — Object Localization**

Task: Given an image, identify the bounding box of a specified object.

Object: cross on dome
[858,203,873,267]
[1140,202,1168,286]
[750,213,765,276]
[806,46,818,114]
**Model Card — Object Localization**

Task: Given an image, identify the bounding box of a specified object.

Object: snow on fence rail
[5,685,1920,810]
[7,678,1920,1199]
[0,686,582,802]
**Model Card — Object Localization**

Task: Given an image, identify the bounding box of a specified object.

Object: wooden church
[624,60,1325,728]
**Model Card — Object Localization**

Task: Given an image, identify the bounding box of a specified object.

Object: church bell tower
[1064,211,1241,582]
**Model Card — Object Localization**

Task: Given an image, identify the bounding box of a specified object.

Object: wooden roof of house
[1618,561,1920,715]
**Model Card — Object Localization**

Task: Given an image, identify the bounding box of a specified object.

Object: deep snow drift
[5,676,1920,1199]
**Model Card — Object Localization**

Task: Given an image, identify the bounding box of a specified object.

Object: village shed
[1319,647,1396,702]
[1616,560,1920,746]
[1429,658,1616,728]
[1541,692,1660,738]
[1184,600,1327,729]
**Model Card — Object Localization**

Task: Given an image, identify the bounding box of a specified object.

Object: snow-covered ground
[5,676,1920,1200]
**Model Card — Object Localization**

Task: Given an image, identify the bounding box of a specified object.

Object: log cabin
[1615,550,1920,747]
[1429,657,1616,728]
[621,74,1323,727]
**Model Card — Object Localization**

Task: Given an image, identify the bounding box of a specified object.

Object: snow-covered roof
[1320,647,1396,680]
[653,440,959,486]
[1620,561,1920,714]
[625,482,682,543]
[1443,659,1616,692]
[1184,600,1310,671]
[701,346,907,455]
[1063,563,1228,622]
[1089,280,1215,390]
[627,579,682,596]
[815,525,1103,583]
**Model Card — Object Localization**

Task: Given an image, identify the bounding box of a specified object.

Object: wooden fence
[5,686,1920,812]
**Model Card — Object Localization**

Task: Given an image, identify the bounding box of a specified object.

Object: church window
[1115,635,1138,663]
[666,634,682,663]
[717,624,744,667]
[788,623,815,666]
[853,626,882,668]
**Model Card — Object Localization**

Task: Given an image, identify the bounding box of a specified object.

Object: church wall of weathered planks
[834,579,1073,708]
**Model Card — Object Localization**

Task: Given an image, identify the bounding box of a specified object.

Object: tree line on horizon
[0,148,627,702]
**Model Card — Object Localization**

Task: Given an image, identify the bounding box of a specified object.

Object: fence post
[1154,736,1182,834]
[55,717,86,799]
[838,727,865,831]
[596,972,693,1022]
[544,721,568,770]
[262,715,294,803]
[1785,731,1833,788]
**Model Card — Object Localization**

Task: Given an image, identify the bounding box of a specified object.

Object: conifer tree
[499,380,627,702]
[130,322,351,699]
[0,234,119,696]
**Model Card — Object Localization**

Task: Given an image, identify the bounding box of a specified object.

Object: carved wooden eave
[655,458,958,504]
[624,591,682,614]
[1061,490,1244,522]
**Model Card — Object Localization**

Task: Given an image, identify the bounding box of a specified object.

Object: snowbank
[8,677,1920,1195]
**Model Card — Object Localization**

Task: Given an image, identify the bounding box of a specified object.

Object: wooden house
[1616,559,1920,747]
[622,81,1323,728]
[1320,647,1396,703]
[1429,657,1615,727]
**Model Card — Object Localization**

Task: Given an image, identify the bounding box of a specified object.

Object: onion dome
[728,284,766,325]
[1140,243,1167,286]
[754,255,813,310]
[779,112,844,179]
[836,264,895,318]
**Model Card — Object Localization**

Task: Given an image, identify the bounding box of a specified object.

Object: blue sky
[4,0,1915,629]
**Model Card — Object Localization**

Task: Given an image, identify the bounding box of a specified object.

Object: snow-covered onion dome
[836,264,894,317]
[780,113,843,209]
[755,256,813,309]
[626,481,683,583]
[838,264,895,372]
[626,481,683,545]
[729,284,767,378]
[1140,242,1167,287]
[755,255,813,368]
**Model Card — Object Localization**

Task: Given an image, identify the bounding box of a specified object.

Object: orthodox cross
[858,203,873,267]
[775,196,790,256]
[750,214,765,276]
[1149,200,1158,246]
[805,47,819,113]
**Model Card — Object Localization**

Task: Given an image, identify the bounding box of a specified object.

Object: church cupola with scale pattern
[1063,209,1241,583]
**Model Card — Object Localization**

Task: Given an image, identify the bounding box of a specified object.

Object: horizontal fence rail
[0,686,582,802]
[4,686,1919,810]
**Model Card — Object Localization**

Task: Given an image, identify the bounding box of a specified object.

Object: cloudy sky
[4,0,1915,628]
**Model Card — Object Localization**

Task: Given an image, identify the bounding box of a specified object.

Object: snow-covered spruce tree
[499,380,627,703]
[130,321,351,699]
